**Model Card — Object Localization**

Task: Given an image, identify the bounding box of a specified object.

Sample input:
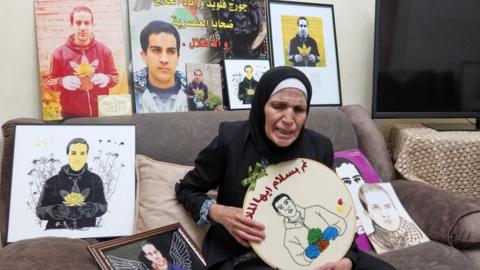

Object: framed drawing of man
[224,59,270,110]
[88,223,206,270]
[267,0,341,106]
[7,125,136,242]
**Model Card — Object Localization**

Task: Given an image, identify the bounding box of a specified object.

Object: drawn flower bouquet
[63,192,86,207]
[60,186,90,221]
[70,55,99,91]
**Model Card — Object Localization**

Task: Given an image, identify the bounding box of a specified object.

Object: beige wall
[0,0,375,156]
[0,0,467,159]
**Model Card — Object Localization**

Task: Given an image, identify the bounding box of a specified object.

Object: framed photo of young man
[7,124,136,243]
[34,0,132,121]
[268,0,342,106]
[224,59,270,110]
[88,223,206,270]
[185,63,224,111]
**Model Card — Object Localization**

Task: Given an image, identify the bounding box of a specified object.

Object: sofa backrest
[0,105,394,246]
[61,107,360,166]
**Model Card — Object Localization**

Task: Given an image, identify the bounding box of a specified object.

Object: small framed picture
[268,0,342,106]
[7,124,136,243]
[185,63,224,111]
[224,59,270,110]
[88,223,206,270]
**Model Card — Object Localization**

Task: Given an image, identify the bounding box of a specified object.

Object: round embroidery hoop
[242,158,356,269]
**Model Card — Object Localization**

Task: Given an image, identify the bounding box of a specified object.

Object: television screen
[372,0,480,118]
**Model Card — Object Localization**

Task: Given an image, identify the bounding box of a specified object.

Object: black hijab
[248,66,312,164]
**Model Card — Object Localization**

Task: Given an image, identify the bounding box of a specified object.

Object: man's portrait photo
[35,0,129,120]
[358,183,429,254]
[281,15,325,68]
[95,225,206,270]
[140,241,185,270]
[186,63,223,111]
[133,20,188,113]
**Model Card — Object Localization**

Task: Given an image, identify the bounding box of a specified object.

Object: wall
[2,1,467,161]
[0,0,379,159]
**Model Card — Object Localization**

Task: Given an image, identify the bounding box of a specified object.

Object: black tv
[372,0,480,130]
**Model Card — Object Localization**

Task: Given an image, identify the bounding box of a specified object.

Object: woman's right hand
[209,204,265,247]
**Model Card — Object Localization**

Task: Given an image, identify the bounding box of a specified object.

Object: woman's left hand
[315,258,352,270]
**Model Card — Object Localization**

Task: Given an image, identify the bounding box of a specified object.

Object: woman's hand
[315,258,352,270]
[209,204,265,247]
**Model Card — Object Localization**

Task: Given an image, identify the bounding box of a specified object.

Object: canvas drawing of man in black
[36,138,107,230]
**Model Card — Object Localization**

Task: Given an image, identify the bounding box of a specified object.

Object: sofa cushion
[135,154,216,248]
[376,241,475,270]
[392,180,480,249]
[339,105,395,182]
[0,237,99,269]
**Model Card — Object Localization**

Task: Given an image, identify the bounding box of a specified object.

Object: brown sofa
[1,105,480,269]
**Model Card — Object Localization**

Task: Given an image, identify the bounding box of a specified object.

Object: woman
[176,66,396,270]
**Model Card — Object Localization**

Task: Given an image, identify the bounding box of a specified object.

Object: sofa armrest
[339,105,395,182]
[1,118,44,246]
[0,237,99,269]
[391,180,480,249]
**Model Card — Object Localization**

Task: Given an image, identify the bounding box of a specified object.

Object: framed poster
[7,125,136,243]
[224,59,270,110]
[34,0,131,120]
[128,0,269,113]
[243,158,355,269]
[268,0,342,106]
[88,223,206,270]
[185,63,224,111]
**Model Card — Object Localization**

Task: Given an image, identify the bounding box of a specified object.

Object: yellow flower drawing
[71,55,98,78]
[74,64,95,77]
[297,44,312,57]
[63,192,86,206]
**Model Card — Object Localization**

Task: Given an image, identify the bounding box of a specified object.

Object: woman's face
[264,88,307,147]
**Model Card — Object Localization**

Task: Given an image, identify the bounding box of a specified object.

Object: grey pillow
[391,180,480,249]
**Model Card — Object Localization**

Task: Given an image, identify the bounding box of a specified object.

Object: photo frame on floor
[88,223,206,270]
[7,124,136,243]
[268,0,342,106]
